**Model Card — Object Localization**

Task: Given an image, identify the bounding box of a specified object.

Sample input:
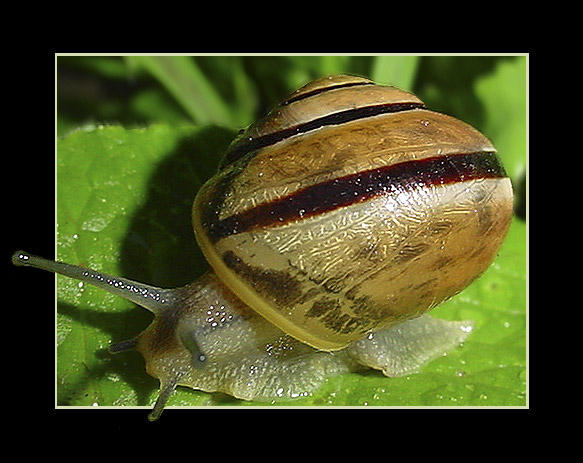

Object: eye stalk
[12,250,177,315]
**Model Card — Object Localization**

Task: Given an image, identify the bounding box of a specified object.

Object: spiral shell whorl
[193,74,513,350]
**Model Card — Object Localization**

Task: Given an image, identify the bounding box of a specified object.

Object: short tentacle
[148,374,182,421]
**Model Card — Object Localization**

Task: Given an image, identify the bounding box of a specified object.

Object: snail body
[14,75,513,420]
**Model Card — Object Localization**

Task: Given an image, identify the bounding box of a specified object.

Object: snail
[13,74,513,420]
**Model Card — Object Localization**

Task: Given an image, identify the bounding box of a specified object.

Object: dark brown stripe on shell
[223,101,426,167]
[283,81,375,105]
[207,151,507,242]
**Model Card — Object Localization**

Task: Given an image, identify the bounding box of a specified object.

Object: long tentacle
[12,251,177,314]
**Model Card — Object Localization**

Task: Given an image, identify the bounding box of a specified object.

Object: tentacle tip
[12,250,30,266]
[147,410,162,422]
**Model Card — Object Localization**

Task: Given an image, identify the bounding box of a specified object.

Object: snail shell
[193,74,513,351]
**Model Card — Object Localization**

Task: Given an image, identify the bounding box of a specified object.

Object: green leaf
[56,124,526,411]
[56,125,236,407]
